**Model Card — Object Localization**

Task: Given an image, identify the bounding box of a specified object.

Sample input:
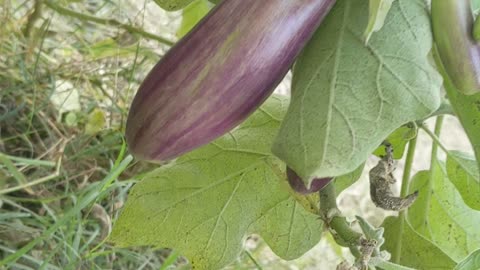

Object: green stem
[391,135,418,263]
[420,123,449,154]
[424,116,444,223]
[23,0,43,38]
[319,183,362,257]
[244,250,263,270]
[407,116,444,250]
[430,116,445,167]
[43,1,175,46]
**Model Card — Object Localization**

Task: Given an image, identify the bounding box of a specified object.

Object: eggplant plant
[113,0,480,269]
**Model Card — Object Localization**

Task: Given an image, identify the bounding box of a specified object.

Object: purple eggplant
[126,0,336,161]
[287,166,332,194]
[432,0,480,95]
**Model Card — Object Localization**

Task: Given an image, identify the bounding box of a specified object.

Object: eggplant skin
[432,0,480,95]
[286,167,332,194]
[126,0,336,162]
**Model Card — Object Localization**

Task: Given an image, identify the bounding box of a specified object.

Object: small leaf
[372,123,417,160]
[446,151,480,210]
[382,216,456,269]
[85,109,106,135]
[407,160,480,261]
[364,0,395,44]
[273,0,441,185]
[177,0,213,38]
[333,163,365,195]
[153,0,196,11]
[356,215,385,256]
[455,249,480,270]
[111,96,323,270]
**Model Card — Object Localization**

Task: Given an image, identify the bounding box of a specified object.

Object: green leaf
[111,96,323,270]
[455,249,480,270]
[407,161,480,262]
[373,259,416,270]
[472,0,480,13]
[177,0,213,38]
[333,163,365,195]
[356,215,385,256]
[373,123,417,160]
[404,171,431,238]
[153,0,196,11]
[438,47,480,180]
[364,0,395,44]
[446,151,480,210]
[273,0,441,185]
[382,216,456,269]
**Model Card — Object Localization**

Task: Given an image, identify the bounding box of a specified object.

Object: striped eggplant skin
[286,166,332,194]
[432,0,480,95]
[126,0,336,161]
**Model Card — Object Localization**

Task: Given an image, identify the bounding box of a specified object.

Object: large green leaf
[373,259,415,270]
[273,0,441,184]
[404,171,431,238]
[407,161,480,262]
[438,48,480,178]
[382,216,456,269]
[364,0,395,43]
[473,0,480,13]
[455,249,480,270]
[446,151,480,210]
[111,96,323,270]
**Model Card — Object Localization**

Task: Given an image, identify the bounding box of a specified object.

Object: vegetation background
[0,0,473,269]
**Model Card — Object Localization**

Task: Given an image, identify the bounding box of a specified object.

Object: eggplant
[432,0,480,95]
[126,0,336,161]
[286,166,332,194]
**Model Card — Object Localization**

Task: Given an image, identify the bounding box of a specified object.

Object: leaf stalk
[391,135,418,263]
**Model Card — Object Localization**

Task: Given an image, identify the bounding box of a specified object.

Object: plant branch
[420,120,449,154]
[391,135,418,263]
[43,1,175,46]
[319,183,363,257]
[23,0,43,38]
[409,116,445,250]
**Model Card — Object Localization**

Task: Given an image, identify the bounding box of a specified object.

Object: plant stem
[43,1,175,46]
[23,0,43,38]
[319,183,362,257]
[244,250,263,270]
[424,116,444,224]
[391,135,418,263]
[420,122,449,154]
[406,116,444,251]
[430,116,445,166]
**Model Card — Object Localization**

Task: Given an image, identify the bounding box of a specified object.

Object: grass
[0,0,190,269]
